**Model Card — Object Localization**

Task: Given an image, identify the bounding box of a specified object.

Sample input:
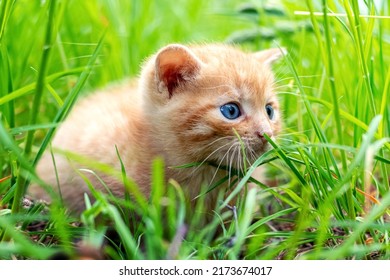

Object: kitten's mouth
[243,137,271,153]
[203,138,270,172]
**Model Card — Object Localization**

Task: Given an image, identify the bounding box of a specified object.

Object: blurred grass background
[0,0,389,259]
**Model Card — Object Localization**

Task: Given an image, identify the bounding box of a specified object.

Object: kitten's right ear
[253,47,287,65]
[155,44,202,98]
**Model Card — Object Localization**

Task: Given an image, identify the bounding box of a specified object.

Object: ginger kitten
[29,43,284,214]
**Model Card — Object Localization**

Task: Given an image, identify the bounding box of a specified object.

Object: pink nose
[256,131,272,142]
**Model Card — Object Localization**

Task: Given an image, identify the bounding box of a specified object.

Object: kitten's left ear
[155,44,202,97]
[253,47,287,65]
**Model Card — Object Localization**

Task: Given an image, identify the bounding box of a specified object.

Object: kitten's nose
[256,130,272,143]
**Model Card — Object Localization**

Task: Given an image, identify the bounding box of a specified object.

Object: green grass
[0,0,389,260]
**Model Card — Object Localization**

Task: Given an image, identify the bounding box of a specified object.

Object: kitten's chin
[252,142,272,155]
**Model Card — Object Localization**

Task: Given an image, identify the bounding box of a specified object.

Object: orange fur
[29,43,284,214]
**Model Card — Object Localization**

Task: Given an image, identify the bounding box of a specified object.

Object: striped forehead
[235,72,274,104]
[197,60,275,104]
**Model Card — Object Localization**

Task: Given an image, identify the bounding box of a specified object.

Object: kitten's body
[30,44,283,213]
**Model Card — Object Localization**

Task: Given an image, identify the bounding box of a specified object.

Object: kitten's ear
[253,47,287,65]
[155,44,202,97]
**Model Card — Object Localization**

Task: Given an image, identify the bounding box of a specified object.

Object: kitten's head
[141,43,284,169]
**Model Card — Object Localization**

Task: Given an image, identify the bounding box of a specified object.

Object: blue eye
[220,103,241,120]
[265,104,274,120]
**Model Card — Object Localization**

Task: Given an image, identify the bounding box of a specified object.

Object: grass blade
[32,32,105,166]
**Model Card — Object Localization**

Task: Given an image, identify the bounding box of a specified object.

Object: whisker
[235,145,241,180]
[248,146,257,164]
[209,141,239,187]
[190,140,233,175]
[228,144,239,186]
[201,136,236,149]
